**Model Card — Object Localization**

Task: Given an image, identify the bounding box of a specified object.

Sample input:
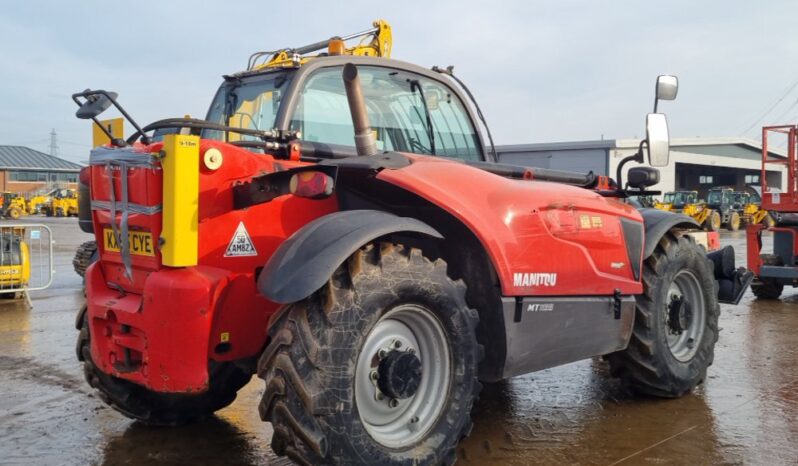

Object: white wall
[608,147,786,194]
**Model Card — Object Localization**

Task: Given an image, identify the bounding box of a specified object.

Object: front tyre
[258,243,482,465]
[727,212,741,231]
[609,233,719,397]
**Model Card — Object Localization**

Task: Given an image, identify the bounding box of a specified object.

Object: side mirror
[656,75,678,100]
[646,113,670,167]
[75,91,118,120]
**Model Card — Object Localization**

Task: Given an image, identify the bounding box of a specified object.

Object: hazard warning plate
[225,222,258,257]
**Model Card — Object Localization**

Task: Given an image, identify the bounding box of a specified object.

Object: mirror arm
[615,140,646,192]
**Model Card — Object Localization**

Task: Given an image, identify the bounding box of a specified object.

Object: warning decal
[225,222,258,257]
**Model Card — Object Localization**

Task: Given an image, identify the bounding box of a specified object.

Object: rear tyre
[77,312,252,426]
[73,241,99,278]
[751,254,783,300]
[608,233,719,397]
[727,212,741,231]
[258,243,482,465]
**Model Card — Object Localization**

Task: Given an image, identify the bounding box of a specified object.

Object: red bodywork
[86,141,644,393]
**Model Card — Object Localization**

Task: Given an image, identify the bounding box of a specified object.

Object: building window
[699,175,714,184]
[9,170,78,183]
[745,174,760,184]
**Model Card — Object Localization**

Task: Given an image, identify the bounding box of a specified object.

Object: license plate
[103,228,155,257]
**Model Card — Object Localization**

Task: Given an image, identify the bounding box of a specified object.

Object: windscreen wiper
[409,79,435,155]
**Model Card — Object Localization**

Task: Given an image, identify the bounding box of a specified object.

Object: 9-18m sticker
[225,222,258,257]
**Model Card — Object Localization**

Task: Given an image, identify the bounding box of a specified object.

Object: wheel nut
[370,370,379,381]
[375,391,384,401]
[378,349,388,359]
[406,347,416,355]
[410,416,419,423]
[389,398,399,408]
[394,340,402,349]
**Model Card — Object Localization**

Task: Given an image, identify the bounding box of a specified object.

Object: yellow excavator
[656,191,721,231]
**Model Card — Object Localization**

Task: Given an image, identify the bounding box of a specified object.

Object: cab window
[290,66,483,160]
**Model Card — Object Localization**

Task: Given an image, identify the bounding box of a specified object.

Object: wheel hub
[668,295,692,334]
[377,350,422,400]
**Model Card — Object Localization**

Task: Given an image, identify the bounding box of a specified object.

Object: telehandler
[656,191,720,231]
[71,21,750,465]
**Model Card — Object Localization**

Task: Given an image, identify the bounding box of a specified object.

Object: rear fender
[257,210,442,304]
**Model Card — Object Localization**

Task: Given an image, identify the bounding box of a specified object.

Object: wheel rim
[355,304,451,448]
[665,270,706,362]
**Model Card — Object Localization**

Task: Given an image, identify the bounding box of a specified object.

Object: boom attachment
[248,19,392,71]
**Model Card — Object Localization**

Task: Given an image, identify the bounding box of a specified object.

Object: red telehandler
[71,21,750,465]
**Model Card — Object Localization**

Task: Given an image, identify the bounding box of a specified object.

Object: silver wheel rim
[355,304,451,448]
[665,270,706,362]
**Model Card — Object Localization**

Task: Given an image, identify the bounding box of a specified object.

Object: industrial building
[0,145,81,193]
[497,138,787,197]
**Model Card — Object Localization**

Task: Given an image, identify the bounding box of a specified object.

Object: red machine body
[85,140,644,393]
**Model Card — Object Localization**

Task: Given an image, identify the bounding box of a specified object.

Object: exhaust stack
[342,63,378,156]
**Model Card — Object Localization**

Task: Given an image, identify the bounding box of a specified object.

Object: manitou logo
[513,272,558,287]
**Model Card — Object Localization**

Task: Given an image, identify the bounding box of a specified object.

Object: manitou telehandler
[71,21,750,465]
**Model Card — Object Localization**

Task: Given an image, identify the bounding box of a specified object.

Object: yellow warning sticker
[579,215,592,229]
[220,332,230,343]
[591,216,603,228]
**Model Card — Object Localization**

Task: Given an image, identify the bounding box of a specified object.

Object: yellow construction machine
[656,191,720,231]
[0,227,30,297]
[1,193,29,220]
[27,190,55,215]
[42,189,79,217]
[736,188,775,227]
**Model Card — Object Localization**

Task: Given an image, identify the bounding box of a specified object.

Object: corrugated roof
[0,146,82,171]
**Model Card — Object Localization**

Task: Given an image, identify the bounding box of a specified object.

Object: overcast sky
[1,1,796,163]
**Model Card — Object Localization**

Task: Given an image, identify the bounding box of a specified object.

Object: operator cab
[204,57,488,162]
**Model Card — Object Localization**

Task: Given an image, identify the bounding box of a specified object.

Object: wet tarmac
[1,220,797,465]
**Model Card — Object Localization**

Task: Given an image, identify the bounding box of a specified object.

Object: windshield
[204,71,292,141]
[663,192,693,207]
[707,190,722,205]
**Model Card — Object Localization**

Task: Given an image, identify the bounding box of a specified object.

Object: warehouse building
[0,146,82,193]
[497,138,787,197]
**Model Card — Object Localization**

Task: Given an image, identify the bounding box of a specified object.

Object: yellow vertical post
[161,134,199,267]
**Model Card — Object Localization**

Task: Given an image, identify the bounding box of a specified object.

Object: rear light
[79,167,91,185]
[289,171,334,199]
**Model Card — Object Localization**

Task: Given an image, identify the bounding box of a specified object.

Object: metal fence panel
[0,224,54,294]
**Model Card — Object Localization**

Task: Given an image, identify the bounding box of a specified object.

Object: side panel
[377,157,644,296]
[501,296,635,378]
